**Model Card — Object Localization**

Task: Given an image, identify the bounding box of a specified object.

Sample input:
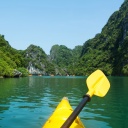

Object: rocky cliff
[1,0,128,76]
[23,44,55,75]
[77,0,128,76]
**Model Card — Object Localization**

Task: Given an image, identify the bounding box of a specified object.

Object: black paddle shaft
[61,95,91,128]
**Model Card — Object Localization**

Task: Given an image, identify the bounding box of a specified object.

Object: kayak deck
[42,97,85,128]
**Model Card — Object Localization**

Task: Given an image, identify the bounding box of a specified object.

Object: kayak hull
[42,97,85,128]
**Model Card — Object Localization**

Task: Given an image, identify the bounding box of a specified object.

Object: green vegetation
[73,0,128,76]
[0,0,128,76]
[17,67,29,77]
[50,44,82,75]
[0,35,27,77]
[50,45,72,67]
[24,44,56,75]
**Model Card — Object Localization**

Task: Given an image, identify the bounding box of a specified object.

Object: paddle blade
[86,70,110,97]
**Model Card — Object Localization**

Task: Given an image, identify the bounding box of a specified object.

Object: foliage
[50,44,82,75]
[0,50,15,77]
[50,45,73,67]
[74,0,128,76]
[1,0,128,76]
[17,67,29,77]
[23,44,56,75]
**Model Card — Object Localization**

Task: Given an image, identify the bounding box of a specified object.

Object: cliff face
[49,44,82,75]
[24,44,55,75]
[1,1,128,76]
[0,35,28,77]
[50,45,73,67]
[78,0,128,76]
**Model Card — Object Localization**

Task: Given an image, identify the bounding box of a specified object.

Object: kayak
[42,97,85,128]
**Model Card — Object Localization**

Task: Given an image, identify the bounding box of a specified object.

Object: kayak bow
[42,70,110,128]
[42,97,85,128]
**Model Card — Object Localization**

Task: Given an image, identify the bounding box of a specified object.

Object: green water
[0,76,128,128]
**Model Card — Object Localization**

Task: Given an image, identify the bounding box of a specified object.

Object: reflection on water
[0,76,128,128]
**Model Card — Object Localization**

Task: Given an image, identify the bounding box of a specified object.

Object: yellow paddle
[61,69,110,128]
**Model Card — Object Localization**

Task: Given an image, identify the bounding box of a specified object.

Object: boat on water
[42,97,85,128]
[42,70,110,128]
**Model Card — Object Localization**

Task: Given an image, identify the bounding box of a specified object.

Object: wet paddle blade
[86,70,110,97]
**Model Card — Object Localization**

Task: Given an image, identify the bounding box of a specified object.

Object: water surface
[0,76,128,128]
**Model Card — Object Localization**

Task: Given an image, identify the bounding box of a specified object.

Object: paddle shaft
[61,95,90,128]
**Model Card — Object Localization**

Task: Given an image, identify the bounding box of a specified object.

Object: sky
[0,0,124,54]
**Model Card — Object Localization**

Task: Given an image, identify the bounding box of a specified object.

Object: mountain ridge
[0,0,128,77]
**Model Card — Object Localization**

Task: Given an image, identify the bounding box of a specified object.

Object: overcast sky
[0,0,124,54]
